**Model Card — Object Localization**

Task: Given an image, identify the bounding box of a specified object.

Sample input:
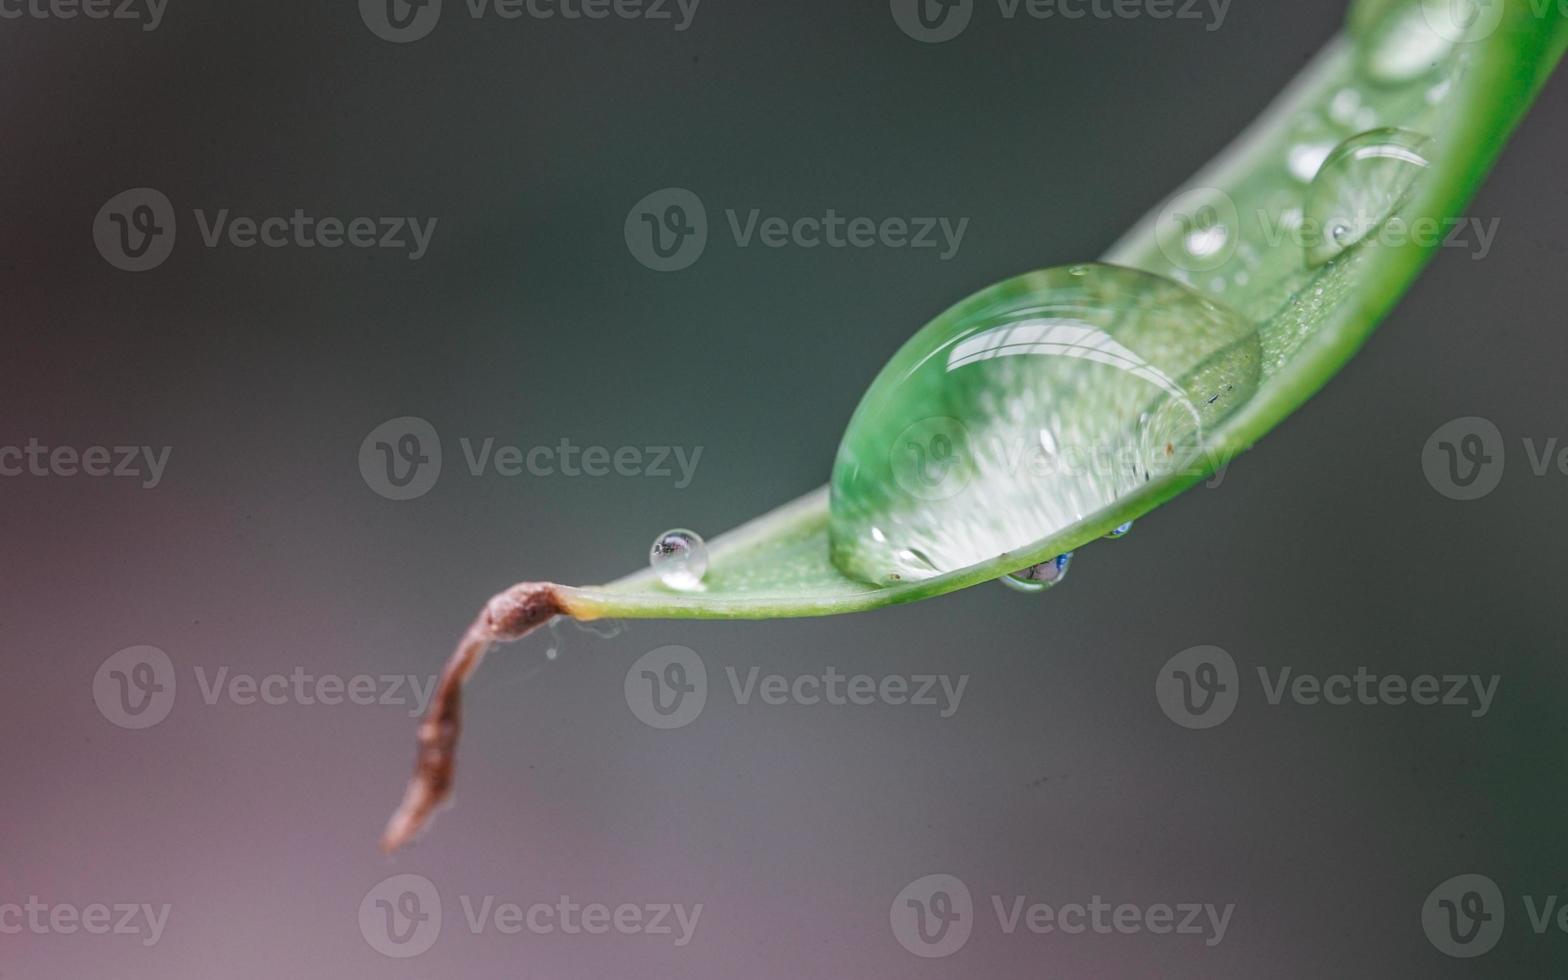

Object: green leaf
[383,0,1568,850]
[558,0,1566,621]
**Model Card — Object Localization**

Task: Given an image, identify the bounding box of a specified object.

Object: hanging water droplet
[649,529,708,591]
[1105,521,1134,539]
[828,263,1262,586]
[1303,128,1431,266]
[1000,553,1073,593]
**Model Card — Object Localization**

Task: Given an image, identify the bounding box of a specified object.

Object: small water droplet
[1303,128,1431,266]
[1184,223,1229,261]
[1105,521,1134,540]
[1328,88,1363,126]
[1001,553,1073,593]
[1357,0,1483,84]
[1288,141,1337,183]
[649,529,708,591]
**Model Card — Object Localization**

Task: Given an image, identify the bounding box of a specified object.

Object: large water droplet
[1302,128,1431,266]
[828,263,1262,586]
[649,529,708,591]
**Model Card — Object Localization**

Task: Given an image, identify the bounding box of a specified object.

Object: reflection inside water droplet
[1001,553,1073,594]
[649,528,709,591]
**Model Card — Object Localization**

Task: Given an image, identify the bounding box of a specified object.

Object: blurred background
[3,0,1567,976]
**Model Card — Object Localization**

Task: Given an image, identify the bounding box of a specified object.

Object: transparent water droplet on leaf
[1288,139,1338,184]
[1303,127,1431,266]
[649,529,709,591]
[1105,521,1135,540]
[1355,0,1494,85]
[828,263,1262,586]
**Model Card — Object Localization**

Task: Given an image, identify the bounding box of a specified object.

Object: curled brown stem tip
[380,582,565,854]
